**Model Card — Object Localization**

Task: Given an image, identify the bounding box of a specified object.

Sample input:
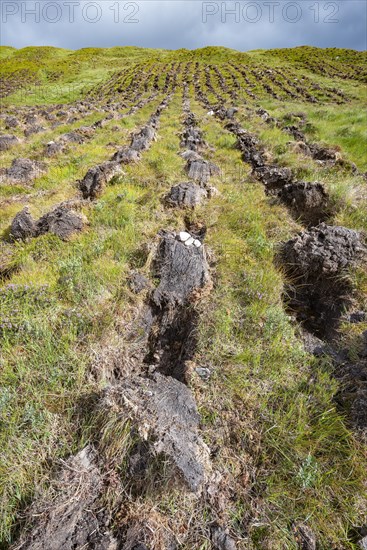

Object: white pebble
[193,239,201,248]
[179,231,191,242]
[184,237,194,246]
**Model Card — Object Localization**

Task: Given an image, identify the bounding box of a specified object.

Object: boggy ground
[0,46,367,550]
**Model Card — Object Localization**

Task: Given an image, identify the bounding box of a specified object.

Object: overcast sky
[1,0,366,51]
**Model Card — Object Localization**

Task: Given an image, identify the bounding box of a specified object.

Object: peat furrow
[197,95,367,435]
[43,92,160,159]
[213,65,279,103]
[250,68,315,103]
[221,65,241,99]
[0,92,161,193]
[249,66,346,104]
[79,95,173,200]
[0,88,159,158]
[0,98,126,142]
[227,63,346,105]
[163,85,219,210]
[85,62,156,102]
[144,88,219,384]
[273,67,349,104]
[227,63,259,100]
[0,96,172,284]
[254,106,362,174]
[6,95,173,245]
[211,65,237,101]
[193,85,346,227]
[93,87,224,541]
[204,65,226,104]
[10,88,223,550]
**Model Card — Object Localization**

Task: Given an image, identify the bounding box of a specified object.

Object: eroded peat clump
[10,204,86,241]
[278,223,365,339]
[0,158,46,185]
[227,121,333,227]
[278,223,367,434]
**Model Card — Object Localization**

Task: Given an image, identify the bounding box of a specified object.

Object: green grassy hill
[0,46,366,549]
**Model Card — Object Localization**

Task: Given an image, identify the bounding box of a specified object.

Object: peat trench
[203,66,355,172]
[3,96,172,257]
[201,96,367,438]
[12,92,237,549]
[224,63,346,104]
[0,92,160,188]
[1,95,172,288]
[0,62,167,142]
[0,99,125,152]
[254,107,362,176]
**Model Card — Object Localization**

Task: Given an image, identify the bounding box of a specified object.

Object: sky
[1,0,366,51]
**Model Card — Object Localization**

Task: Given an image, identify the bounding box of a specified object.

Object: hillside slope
[0,46,366,550]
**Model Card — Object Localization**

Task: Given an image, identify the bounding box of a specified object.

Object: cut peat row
[9,97,172,236]
[0,69,174,159]
[44,92,159,158]
[193,82,332,227]
[79,94,173,200]
[0,98,127,142]
[0,93,164,194]
[165,84,219,207]
[224,63,346,104]
[148,90,218,383]
[1,92,159,177]
[1,96,172,285]
[196,95,367,434]
[227,63,259,100]
[99,85,217,494]
[254,107,360,174]
[10,87,221,549]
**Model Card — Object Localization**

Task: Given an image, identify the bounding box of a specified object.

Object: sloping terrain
[0,45,366,550]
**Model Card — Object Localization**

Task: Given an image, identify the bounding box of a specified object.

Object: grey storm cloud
[1,0,366,50]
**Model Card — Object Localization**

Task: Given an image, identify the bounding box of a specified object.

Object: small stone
[184,237,194,246]
[195,367,210,379]
[193,239,201,248]
[179,231,191,242]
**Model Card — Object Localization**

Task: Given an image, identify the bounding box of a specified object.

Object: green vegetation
[0,45,366,549]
